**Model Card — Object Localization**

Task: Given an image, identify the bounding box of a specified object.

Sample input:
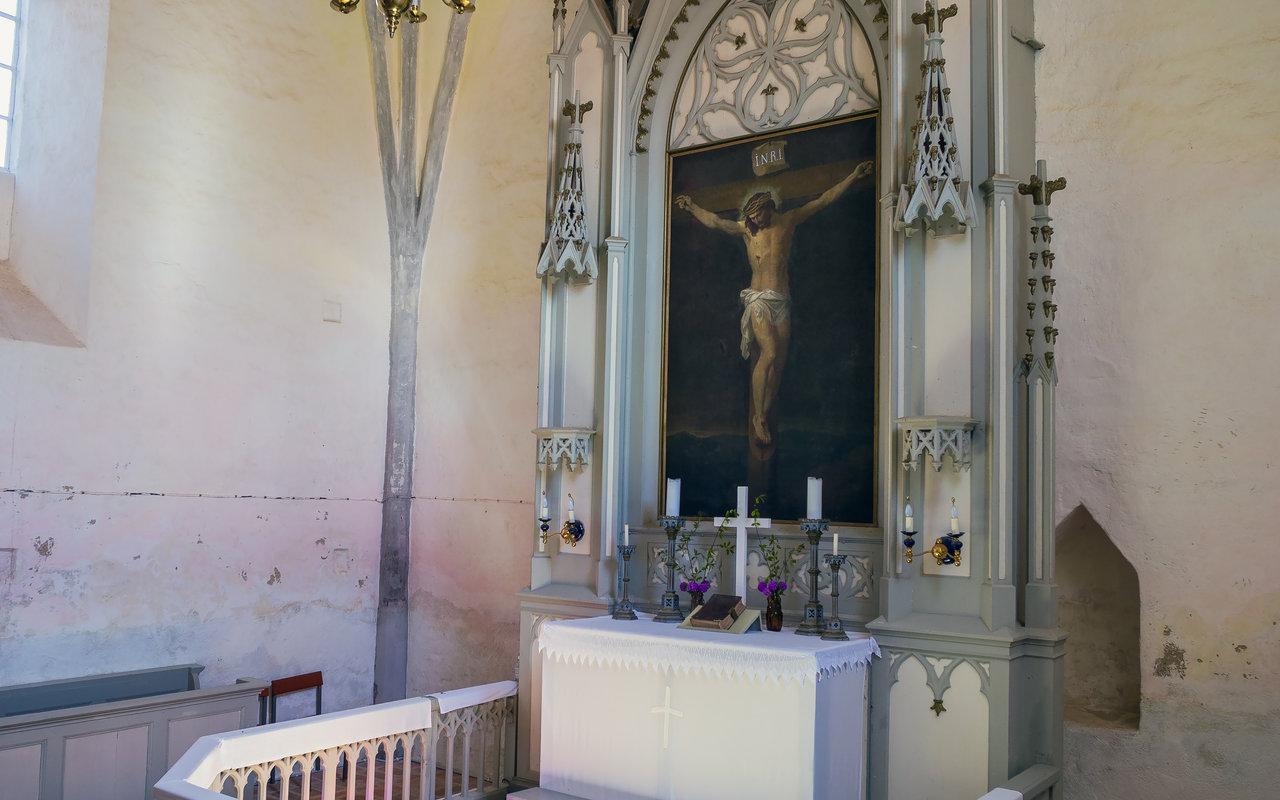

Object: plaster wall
[406,0,547,695]
[1037,0,1280,796]
[0,0,394,710]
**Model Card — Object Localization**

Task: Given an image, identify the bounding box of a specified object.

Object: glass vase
[765,592,784,632]
[687,590,705,609]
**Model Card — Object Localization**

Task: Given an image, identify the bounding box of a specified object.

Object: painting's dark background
[664,115,877,524]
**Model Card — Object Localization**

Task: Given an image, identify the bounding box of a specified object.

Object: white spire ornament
[897,2,978,237]
[537,92,598,284]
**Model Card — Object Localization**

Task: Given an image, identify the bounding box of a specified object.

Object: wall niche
[1056,505,1141,729]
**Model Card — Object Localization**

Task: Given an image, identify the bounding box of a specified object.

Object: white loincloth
[739,289,791,359]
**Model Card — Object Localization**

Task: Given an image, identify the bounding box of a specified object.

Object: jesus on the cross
[675,160,874,463]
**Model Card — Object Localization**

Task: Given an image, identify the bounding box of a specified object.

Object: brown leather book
[689,594,747,630]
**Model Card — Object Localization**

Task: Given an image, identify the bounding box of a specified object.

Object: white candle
[904,498,914,532]
[623,523,630,546]
[665,478,682,517]
[540,491,549,520]
[950,497,960,532]
[806,477,823,520]
[833,532,840,556]
[567,493,576,523]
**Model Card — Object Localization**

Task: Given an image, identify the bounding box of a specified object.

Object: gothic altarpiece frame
[518,2,1065,799]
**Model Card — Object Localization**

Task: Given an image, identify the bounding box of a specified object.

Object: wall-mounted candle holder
[900,497,965,568]
[559,492,586,547]
[560,519,585,547]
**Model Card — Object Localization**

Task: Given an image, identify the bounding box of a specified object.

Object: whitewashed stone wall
[0,0,395,710]
[1040,0,1280,796]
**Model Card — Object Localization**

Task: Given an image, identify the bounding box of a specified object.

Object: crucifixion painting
[663,115,878,524]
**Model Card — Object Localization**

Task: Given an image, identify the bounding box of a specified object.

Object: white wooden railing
[153,681,516,800]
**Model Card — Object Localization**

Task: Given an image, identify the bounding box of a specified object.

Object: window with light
[0,0,18,169]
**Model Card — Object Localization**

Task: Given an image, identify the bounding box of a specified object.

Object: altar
[536,616,879,800]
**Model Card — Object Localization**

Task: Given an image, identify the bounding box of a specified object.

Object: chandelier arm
[413,11,472,235]
[364,0,402,218]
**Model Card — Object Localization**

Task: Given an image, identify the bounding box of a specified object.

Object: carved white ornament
[898,416,978,472]
[535,427,595,472]
[538,102,598,284]
[896,6,978,235]
[669,0,879,150]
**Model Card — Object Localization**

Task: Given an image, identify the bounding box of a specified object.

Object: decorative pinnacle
[911,2,958,34]
[562,98,594,124]
[331,0,361,14]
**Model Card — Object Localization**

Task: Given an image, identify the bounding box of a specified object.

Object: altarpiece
[518,2,1066,799]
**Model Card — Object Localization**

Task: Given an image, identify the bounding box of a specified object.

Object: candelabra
[795,519,829,636]
[821,554,849,641]
[654,516,685,623]
[901,528,964,566]
[612,545,638,621]
[330,0,476,40]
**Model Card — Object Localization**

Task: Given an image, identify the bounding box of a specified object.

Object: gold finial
[379,0,412,37]
[562,98,594,124]
[331,0,361,13]
[911,2,937,33]
[1019,172,1068,207]
[407,3,428,24]
[442,0,476,13]
[911,2,958,34]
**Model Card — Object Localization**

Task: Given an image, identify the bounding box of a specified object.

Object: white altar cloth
[537,616,879,800]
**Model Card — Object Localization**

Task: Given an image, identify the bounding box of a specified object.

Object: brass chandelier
[330,0,476,39]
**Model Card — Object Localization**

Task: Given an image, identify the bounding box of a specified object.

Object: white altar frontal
[536,616,879,800]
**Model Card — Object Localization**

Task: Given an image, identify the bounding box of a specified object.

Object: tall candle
[540,491,550,520]
[806,477,823,520]
[904,497,914,532]
[567,493,576,523]
[950,497,960,532]
[623,523,630,546]
[665,478,682,517]
[833,532,840,556]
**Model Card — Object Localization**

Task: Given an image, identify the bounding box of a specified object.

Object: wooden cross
[911,2,959,35]
[714,486,773,598]
[650,686,684,750]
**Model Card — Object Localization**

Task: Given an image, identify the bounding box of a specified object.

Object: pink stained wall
[406,0,549,695]
[0,0,394,710]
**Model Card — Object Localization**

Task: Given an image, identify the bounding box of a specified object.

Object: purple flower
[700,580,711,593]
[767,579,778,594]
[758,580,768,594]
[777,581,788,593]
[680,581,689,592]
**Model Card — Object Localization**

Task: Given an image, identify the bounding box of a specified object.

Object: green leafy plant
[675,518,734,592]
[757,531,805,596]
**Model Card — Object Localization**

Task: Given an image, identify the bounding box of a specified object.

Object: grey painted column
[363,4,472,702]
[982,174,1021,631]
[599,2,632,575]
